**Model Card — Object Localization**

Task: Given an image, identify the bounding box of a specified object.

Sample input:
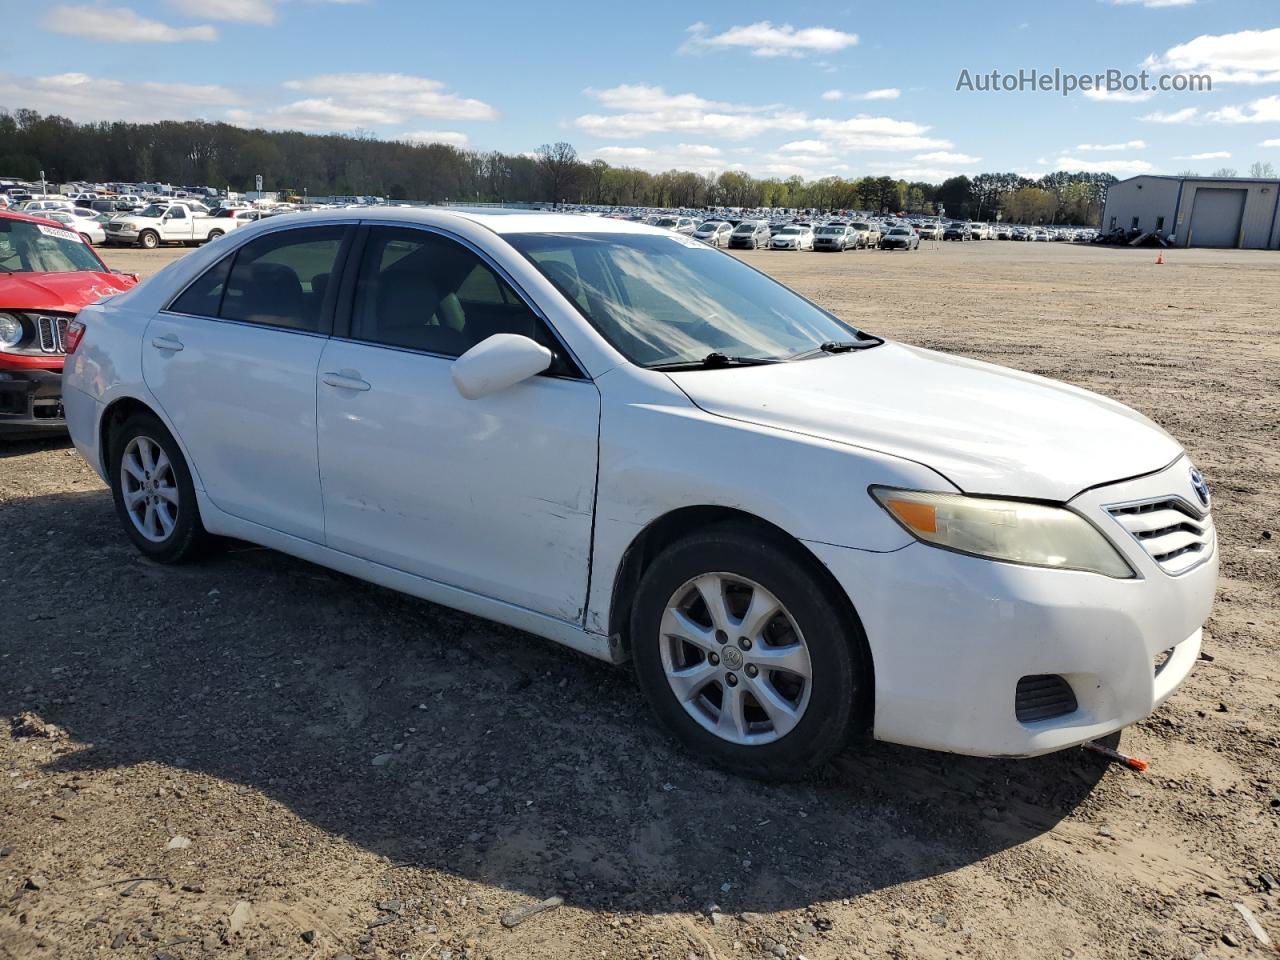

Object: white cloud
[811,115,951,151]
[1106,0,1197,7]
[1173,150,1230,159]
[227,99,401,131]
[0,72,238,122]
[398,130,469,147]
[779,139,832,154]
[43,4,217,42]
[912,151,982,164]
[1140,106,1199,123]
[169,0,275,23]
[575,84,808,139]
[820,88,900,102]
[1056,155,1156,174]
[1261,138,1280,147]
[1145,27,1280,83]
[684,20,858,58]
[283,74,497,121]
[1076,139,1146,151]
[1082,87,1155,103]
[1205,94,1280,123]
[676,143,722,157]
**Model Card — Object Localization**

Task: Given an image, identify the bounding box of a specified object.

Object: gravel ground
[2,240,1277,960]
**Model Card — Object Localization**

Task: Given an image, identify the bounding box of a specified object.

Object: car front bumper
[0,366,65,433]
[805,459,1218,757]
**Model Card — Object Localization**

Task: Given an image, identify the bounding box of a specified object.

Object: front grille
[1015,674,1078,723]
[35,315,70,354]
[1107,498,1213,575]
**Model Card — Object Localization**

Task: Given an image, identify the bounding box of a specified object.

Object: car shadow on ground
[0,435,73,458]
[5,488,1107,916]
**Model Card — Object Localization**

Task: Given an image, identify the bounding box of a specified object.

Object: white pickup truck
[102,201,227,249]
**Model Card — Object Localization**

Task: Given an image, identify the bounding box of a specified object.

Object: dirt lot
[2,240,1277,960]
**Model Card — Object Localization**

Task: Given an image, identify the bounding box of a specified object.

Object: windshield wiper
[648,352,780,371]
[786,334,884,361]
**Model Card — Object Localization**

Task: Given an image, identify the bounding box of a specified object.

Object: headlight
[0,312,22,349]
[871,487,1134,578]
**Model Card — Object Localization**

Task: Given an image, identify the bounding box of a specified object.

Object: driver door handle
[322,371,371,392]
[151,335,184,352]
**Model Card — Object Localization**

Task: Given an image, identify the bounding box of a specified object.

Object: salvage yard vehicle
[43,208,108,245]
[103,202,225,249]
[728,220,771,249]
[880,226,920,251]
[769,224,815,250]
[812,224,854,251]
[63,209,1216,779]
[0,210,136,434]
[848,221,879,249]
[694,221,732,247]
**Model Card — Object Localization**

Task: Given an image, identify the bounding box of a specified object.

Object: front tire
[139,230,159,250]
[109,413,208,563]
[630,524,868,780]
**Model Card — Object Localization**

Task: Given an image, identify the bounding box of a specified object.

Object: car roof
[0,208,66,228]
[255,206,669,237]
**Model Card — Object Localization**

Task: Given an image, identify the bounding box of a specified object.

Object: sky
[2,0,1279,183]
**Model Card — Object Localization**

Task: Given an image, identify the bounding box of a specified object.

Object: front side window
[350,227,559,362]
[509,231,865,367]
[167,207,186,220]
[0,217,106,274]
[219,226,347,332]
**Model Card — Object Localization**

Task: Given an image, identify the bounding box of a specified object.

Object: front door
[316,225,600,623]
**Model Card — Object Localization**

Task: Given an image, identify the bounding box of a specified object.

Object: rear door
[143,224,353,542]
[315,225,600,622]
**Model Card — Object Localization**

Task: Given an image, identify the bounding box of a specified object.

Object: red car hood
[0,270,136,314]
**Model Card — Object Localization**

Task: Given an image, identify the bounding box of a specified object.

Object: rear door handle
[322,371,371,392]
[151,335,183,352]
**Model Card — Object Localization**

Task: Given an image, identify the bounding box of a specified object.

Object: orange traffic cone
[1155,252,1164,264]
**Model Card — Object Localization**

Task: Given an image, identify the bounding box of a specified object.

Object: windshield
[816,226,844,236]
[851,222,870,230]
[778,227,800,235]
[889,229,910,236]
[136,204,167,218]
[0,218,106,274]
[697,222,722,232]
[508,232,864,367]
[732,224,757,234]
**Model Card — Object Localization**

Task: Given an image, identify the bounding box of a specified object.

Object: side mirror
[451,333,552,400]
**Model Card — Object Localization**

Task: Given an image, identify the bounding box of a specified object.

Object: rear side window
[220,227,347,332]
[169,255,232,318]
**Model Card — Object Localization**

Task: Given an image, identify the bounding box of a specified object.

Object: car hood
[666,341,1181,502]
[0,271,137,313]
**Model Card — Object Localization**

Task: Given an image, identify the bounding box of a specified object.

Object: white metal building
[1101,174,1280,249]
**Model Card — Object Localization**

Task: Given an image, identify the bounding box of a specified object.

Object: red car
[0,209,137,435]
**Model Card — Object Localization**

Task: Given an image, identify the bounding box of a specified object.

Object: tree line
[1,109,1115,224]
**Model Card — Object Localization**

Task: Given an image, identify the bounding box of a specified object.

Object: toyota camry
[62,209,1216,779]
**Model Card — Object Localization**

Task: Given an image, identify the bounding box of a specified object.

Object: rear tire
[109,413,208,563]
[630,523,868,780]
[206,229,224,242]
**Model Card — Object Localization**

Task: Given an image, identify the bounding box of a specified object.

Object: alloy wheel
[659,573,812,746]
[120,435,179,542]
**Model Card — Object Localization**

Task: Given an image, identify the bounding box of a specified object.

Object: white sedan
[43,208,109,245]
[62,209,1215,779]
[769,225,815,250]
